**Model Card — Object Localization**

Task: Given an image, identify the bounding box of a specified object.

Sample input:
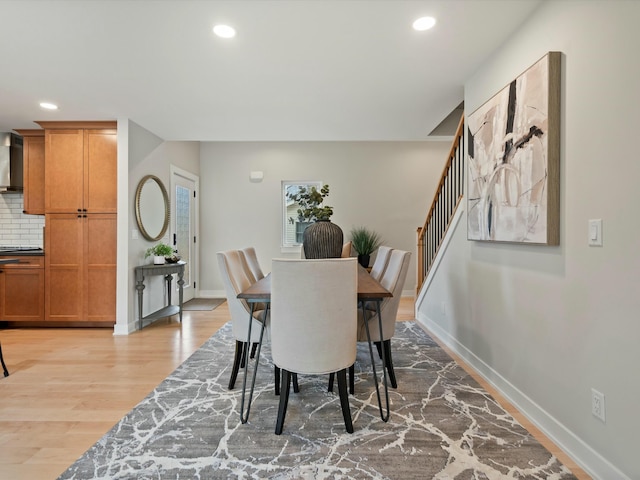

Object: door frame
[170,165,200,299]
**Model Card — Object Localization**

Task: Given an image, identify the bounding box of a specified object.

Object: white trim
[415,202,465,313]
[170,165,200,299]
[197,289,226,299]
[416,313,628,480]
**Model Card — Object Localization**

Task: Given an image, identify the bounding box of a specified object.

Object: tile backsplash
[0,194,45,246]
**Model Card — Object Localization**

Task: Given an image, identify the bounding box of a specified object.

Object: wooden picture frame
[467,51,561,245]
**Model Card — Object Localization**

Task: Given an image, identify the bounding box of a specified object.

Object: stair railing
[416,114,465,293]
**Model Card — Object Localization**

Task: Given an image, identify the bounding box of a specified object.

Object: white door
[170,166,199,302]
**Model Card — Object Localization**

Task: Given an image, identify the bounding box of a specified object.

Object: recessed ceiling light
[213,24,236,38]
[40,102,58,110]
[413,16,436,31]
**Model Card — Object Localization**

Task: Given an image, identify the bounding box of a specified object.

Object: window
[282,180,322,248]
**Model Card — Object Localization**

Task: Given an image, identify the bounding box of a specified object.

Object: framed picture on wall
[467,51,561,245]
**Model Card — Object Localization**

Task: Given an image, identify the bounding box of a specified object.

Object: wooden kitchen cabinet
[14,129,45,215]
[0,256,45,321]
[45,213,116,323]
[37,121,118,325]
[36,121,117,214]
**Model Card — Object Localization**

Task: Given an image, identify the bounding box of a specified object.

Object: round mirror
[135,175,169,241]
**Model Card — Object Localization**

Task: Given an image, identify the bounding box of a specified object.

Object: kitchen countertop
[0,249,44,256]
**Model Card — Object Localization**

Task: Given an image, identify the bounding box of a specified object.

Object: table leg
[177,268,185,322]
[135,275,145,331]
[165,274,173,306]
[362,299,390,422]
[240,302,268,424]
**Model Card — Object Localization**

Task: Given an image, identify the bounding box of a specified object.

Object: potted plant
[145,242,175,265]
[350,226,382,267]
[287,184,343,258]
[287,184,334,222]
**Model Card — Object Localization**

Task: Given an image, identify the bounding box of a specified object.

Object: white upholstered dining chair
[369,245,393,282]
[240,247,265,282]
[341,241,352,258]
[357,249,411,389]
[270,257,358,435]
[217,250,269,390]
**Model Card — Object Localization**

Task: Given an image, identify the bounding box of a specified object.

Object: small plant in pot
[145,243,175,265]
[350,226,382,267]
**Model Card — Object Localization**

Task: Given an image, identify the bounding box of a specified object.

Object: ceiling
[0,0,541,142]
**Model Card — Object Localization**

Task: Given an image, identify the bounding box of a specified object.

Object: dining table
[237,264,392,424]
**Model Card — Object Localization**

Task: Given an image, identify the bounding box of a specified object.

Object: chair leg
[276,368,298,395]
[0,342,9,377]
[250,342,258,359]
[275,369,291,435]
[329,365,354,394]
[228,340,244,389]
[382,340,397,389]
[348,364,354,394]
[375,341,383,359]
[336,369,354,433]
[292,373,300,393]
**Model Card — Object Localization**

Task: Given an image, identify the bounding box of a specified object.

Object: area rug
[58,322,577,479]
[181,297,226,311]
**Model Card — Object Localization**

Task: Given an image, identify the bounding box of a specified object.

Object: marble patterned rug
[58,322,577,479]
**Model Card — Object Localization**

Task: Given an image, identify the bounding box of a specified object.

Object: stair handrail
[416,114,465,292]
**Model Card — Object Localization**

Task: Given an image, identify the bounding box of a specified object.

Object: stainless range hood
[0,132,23,193]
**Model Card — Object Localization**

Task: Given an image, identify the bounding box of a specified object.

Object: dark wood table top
[238,265,391,302]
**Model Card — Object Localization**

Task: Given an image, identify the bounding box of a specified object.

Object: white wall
[116,120,200,333]
[417,1,639,478]
[198,141,450,297]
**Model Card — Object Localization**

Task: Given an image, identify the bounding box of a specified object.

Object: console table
[134,261,186,330]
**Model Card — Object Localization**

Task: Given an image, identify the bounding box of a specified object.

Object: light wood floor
[0,298,589,479]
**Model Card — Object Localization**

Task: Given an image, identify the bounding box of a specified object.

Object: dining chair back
[240,247,265,282]
[217,250,269,389]
[341,241,352,258]
[357,249,411,389]
[270,257,358,434]
[369,245,393,282]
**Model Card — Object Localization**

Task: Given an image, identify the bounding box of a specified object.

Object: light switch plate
[588,219,602,246]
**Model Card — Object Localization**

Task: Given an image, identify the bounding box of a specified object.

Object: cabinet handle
[77,208,82,213]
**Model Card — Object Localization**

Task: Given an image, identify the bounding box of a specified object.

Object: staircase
[416,114,465,293]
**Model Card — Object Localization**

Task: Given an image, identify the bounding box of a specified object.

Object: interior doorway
[170,166,199,302]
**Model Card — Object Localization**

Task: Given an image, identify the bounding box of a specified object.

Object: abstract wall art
[467,51,561,244]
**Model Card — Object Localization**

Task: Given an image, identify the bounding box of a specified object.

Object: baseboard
[416,312,629,480]
[113,322,137,335]
[197,290,225,299]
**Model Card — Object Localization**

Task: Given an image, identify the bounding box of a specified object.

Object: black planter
[303,220,343,259]
[357,254,370,268]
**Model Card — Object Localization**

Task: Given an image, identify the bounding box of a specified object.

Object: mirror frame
[134,174,170,241]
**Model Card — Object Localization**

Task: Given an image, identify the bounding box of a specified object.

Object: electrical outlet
[591,388,606,422]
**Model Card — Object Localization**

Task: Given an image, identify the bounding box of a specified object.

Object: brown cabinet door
[15,130,45,215]
[45,214,83,321]
[84,129,117,213]
[84,214,117,322]
[1,267,45,321]
[45,129,84,214]
[45,213,116,323]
